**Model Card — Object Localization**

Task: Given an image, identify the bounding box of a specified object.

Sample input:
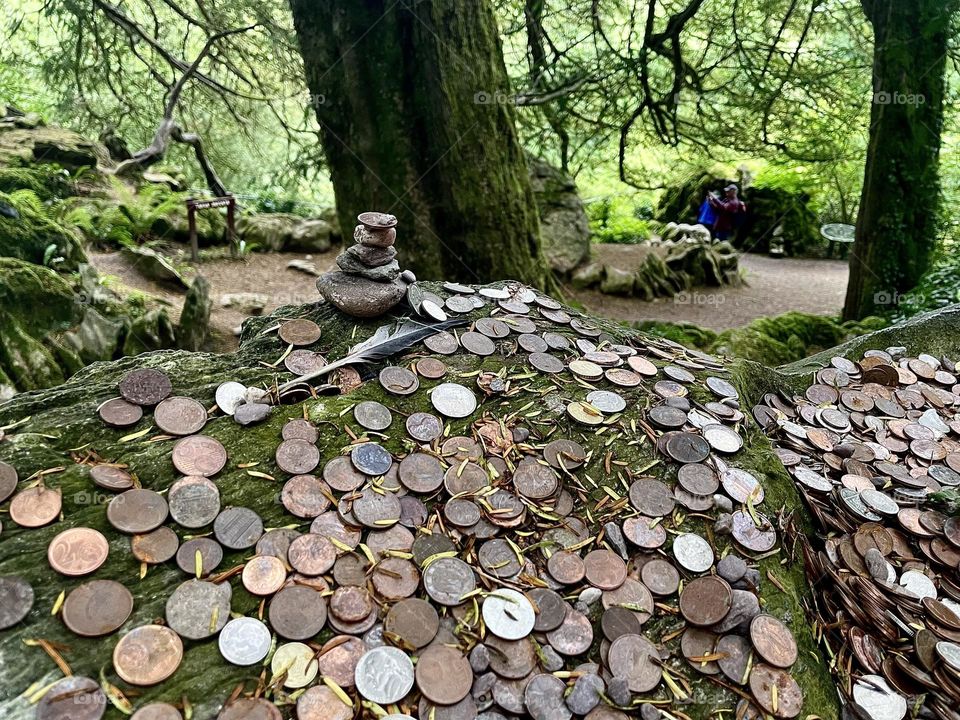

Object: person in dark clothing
[706,184,746,241]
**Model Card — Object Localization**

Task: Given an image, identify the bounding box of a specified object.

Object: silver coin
[351,443,393,476]
[524,673,571,720]
[431,383,478,419]
[354,646,415,705]
[673,533,714,573]
[168,476,220,529]
[354,401,393,431]
[165,579,231,640]
[446,295,475,313]
[702,424,743,453]
[423,557,476,606]
[215,381,247,416]
[586,390,626,414]
[936,641,960,672]
[218,617,272,666]
[482,589,536,640]
[851,675,906,720]
[899,569,936,599]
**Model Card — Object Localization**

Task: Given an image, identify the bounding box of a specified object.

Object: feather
[277,316,467,393]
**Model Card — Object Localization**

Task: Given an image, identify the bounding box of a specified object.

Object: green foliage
[892,239,960,319]
[0,166,71,200]
[587,197,651,244]
[0,190,86,269]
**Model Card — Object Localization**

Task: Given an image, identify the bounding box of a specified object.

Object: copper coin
[281,475,331,519]
[545,605,593,655]
[352,486,401,528]
[130,526,179,564]
[477,538,521,578]
[513,458,558,499]
[416,357,447,379]
[323,455,366,492]
[9,485,61,527]
[175,537,223,576]
[529,588,566,632]
[45,527,107,576]
[214,506,263,550]
[131,703,183,720]
[98,397,143,428]
[379,365,420,395]
[168,475,220,528]
[486,635,538,679]
[678,464,720,496]
[284,349,327,376]
[257,528,301,561]
[623,515,667,549]
[313,635,366,689]
[731,510,777,552]
[90,464,134,491]
[287,533,336,576]
[269,585,327,640]
[648,405,687,428]
[423,557,476,606]
[721,467,764,503]
[276,438,320,475]
[279,318,321,346]
[441,436,483,462]
[547,550,585,584]
[406,412,443,442]
[750,614,798,668]
[371,557,420,600]
[119,368,172,406]
[0,575,33,629]
[680,576,732,626]
[749,664,803,718]
[665,432,711,463]
[640,558,680,595]
[171,435,227,477]
[282,418,320,443]
[218,699,281,720]
[606,368,642,387]
[36,676,107,720]
[154,396,207,436]
[354,400,392,431]
[583,549,627,590]
[416,645,472,705]
[296,686,352,720]
[602,577,654,624]
[107,489,168,534]
[607,633,661,692]
[329,586,373,624]
[242,555,287,595]
[424,331,459,354]
[399,452,444,493]
[384,598,439,648]
[602,605,642,642]
[311,511,361,550]
[113,624,183,685]
[629,478,675,517]
[444,461,489,496]
[62,579,133,637]
[445,498,481,527]
[543,439,587,470]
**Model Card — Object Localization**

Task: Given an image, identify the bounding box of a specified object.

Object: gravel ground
[565,248,849,331]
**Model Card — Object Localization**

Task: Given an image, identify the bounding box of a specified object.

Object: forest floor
[90,245,849,351]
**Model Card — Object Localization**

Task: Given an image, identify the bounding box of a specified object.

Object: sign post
[186,195,237,261]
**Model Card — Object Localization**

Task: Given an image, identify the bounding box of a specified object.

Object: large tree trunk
[289,0,552,288]
[843,0,956,320]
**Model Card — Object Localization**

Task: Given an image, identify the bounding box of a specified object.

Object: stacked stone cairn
[317,211,415,318]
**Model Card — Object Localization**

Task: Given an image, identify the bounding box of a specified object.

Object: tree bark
[289,0,552,288]
[843,0,957,320]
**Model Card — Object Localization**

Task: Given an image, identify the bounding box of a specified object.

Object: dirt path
[90,246,848,351]
[565,250,849,331]
[90,250,338,352]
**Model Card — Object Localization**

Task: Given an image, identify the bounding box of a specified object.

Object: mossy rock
[0,125,111,170]
[0,257,81,335]
[0,165,72,201]
[0,190,87,270]
[0,311,66,392]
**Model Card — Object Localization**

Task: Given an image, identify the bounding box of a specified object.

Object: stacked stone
[317,212,413,318]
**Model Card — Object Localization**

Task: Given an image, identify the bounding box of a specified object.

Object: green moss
[0,190,87,269]
[0,165,71,200]
[0,310,66,391]
[0,257,81,335]
[634,320,718,349]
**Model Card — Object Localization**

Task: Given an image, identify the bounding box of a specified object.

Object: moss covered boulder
[0,190,87,270]
[0,283,883,719]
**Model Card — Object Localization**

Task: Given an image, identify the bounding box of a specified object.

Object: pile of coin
[0,281,809,720]
[757,349,960,720]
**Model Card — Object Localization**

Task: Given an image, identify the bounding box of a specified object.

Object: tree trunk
[843,0,956,320]
[289,0,552,288]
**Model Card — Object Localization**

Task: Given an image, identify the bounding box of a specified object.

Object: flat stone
[579,587,602,606]
[234,402,271,426]
[316,271,406,318]
[712,589,760,633]
[717,554,747,583]
[714,513,733,534]
[604,522,629,559]
[354,225,396,248]
[566,673,604,715]
[287,259,320,276]
[733,568,761,591]
[540,645,564,672]
[864,548,889,581]
[607,676,632,706]
[346,244,397,267]
[640,703,660,720]
[470,643,490,673]
[336,248,401,280]
[713,494,733,513]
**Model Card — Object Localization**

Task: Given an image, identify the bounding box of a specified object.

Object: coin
[269,585,328,640]
[601,605,642,642]
[732,510,777,552]
[279,318,322,346]
[398,452,444,493]
[424,557,476,606]
[678,463,720,495]
[406,412,443,442]
[9,485,61,527]
[543,439,587,470]
[166,579,231,640]
[214,506,263,550]
[130,526,179,564]
[98,397,143,428]
[750,614,798,668]
[682,627,722,675]
[749,664,803,718]
[583,549,628,590]
[296,686,353,720]
[287,533,336,576]
[176,537,223,576]
[113,624,183,685]
[218,699,282,720]
[567,400,603,425]
[717,633,752,684]
[665,432,711,463]
[607,633,661,692]
[154,396,207,435]
[703,424,743,453]
[47,527,109,576]
[282,418,319,443]
[119,368,172,406]
[384,598,439,649]
[673,532,714,572]
[107,489,168,534]
[276,438,321,475]
[602,578,654,624]
[351,442,392,476]
[272,641,319,688]
[321,456,365,492]
[513,458,558,499]
[431,382,478,418]
[721,467,764,504]
[218,616,272,666]
[36,676,106,720]
[482,588,536,640]
[0,575,33,629]
[640,558,680,595]
[284,349,327,376]
[629,478,676,517]
[680,576,732,626]
[90,464,134,491]
[242,555,287,595]
[424,331,459,354]
[546,605,593,655]
[62,579,133,637]
[529,352,565,373]
[355,646,415,704]
[547,550,585,584]
[172,435,227,477]
[130,703,183,720]
[623,515,666,549]
[168,475,220,528]
[380,365,420,395]
[281,474,331,518]
[352,486,401,528]
[215,382,247,415]
[311,511,362,550]
[416,644,472,704]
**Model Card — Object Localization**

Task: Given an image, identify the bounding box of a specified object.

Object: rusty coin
[583,548,627,590]
[284,349,327,376]
[547,550,585,584]
[168,475,220,528]
[130,526,179,564]
[399,453,444,493]
[545,605,593,655]
[281,475,331,518]
[323,456,367,492]
[750,614,798,668]
[9,485,61,528]
[0,575,34,629]
[749,664,803,718]
[154,396,207,436]
[279,318,321,346]
[282,418,319,443]
[268,585,328,640]
[680,576,732,626]
[276,438,321,475]
[119,368,172,406]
